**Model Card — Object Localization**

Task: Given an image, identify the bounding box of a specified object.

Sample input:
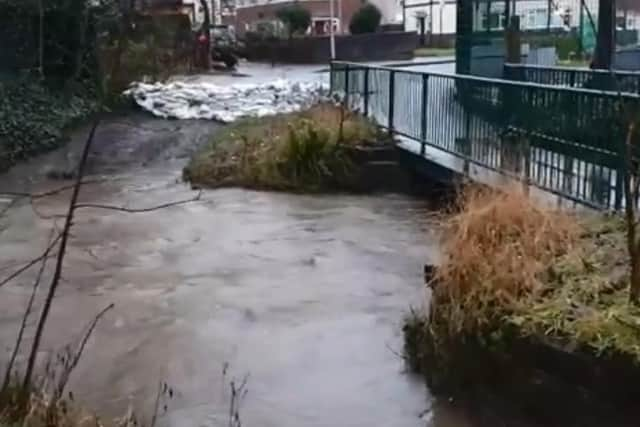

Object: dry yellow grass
[432,185,578,334]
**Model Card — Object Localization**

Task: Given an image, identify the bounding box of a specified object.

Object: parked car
[209,24,240,69]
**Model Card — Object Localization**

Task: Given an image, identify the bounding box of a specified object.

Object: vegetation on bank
[0,79,98,172]
[404,188,640,408]
[0,0,193,173]
[184,104,390,192]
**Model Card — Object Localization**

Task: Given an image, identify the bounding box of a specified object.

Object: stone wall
[243,32,419,64]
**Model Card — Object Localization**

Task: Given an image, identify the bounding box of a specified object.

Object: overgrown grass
[184,104,388,192]
[414,48,455,58]
[405,186,640,389]
[431,186,577,335]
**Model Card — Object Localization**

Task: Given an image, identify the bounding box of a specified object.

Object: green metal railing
[331,61,640,210]
[504,63,640,94]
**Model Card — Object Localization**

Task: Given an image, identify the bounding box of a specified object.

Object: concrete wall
[244,31,419,64]
[404,0,457,35]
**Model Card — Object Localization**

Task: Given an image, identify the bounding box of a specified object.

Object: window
[524,8,549,29]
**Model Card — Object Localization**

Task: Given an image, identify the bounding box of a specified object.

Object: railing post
[330,62,335,93]
[420,74,429,156]
[363,68,370,117]
[344,64,350,108]
[569,70,576,88]
[463,80,471,175]
[388,70,395,134]
[615,131,626,211]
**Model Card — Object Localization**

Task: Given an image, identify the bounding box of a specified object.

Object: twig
[2,240,50,391]
[0,233,62,289]
[0,197,18,216]
[614,315,640,334]
[150,380,163,427]
[385,342,408,362]
[53,303,115,400]
[74,191,202,213]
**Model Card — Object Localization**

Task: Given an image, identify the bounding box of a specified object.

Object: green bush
[528,34,580,60]
[184,104,386,192]
[349,3,382,34]
[276,5,311,37]
[0,77,97,172]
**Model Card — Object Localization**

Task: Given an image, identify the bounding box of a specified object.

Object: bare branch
[74,191,203,213]
[0,233,62,289]
[23,119,101,394]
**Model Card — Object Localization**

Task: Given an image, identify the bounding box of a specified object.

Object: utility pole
[330,0,336,59]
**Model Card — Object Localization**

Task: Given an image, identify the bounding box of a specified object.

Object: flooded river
[0,65,535,427]
[0,111,457,427]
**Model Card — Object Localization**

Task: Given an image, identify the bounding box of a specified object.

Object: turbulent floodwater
[0,110,451,427]
[0,64,534,427]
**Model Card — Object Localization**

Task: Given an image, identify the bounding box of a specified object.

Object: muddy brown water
[0,113,530,427]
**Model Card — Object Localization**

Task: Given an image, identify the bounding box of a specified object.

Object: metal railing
[331,61,640,210]
[504,63,640,94]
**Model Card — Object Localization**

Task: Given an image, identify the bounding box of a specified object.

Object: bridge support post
[521,137,531,196]
[344,64,350,108]
[363,68,370,117]
[388,70,396,135]
[420,74,428,156]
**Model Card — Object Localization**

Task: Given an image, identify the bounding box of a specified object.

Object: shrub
[349,3,382,34]
[276,5,311,37]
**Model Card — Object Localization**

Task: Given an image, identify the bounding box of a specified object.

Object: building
[403,0,640,36]
[235,0,402,36]
[140,0,236,28]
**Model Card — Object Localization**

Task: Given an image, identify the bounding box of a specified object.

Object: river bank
[404,187,640,427]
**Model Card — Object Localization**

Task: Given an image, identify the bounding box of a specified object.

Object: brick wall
[236,0,363,35]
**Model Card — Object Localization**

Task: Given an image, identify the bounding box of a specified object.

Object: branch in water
[74,191,203,213]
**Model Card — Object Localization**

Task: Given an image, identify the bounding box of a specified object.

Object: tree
[622,111,640,304]
[349,3,381,34]
[276,4,311,38]
[198,0,211,68]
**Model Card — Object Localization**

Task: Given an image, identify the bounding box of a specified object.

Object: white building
[403,0,639,35]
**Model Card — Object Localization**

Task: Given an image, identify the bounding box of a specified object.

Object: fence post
[344,64,350,108]
[420,74,428,156]
[615,127,626,211]
[363,68,370,117]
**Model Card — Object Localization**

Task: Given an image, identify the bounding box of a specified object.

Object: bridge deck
[331,61,640,211]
